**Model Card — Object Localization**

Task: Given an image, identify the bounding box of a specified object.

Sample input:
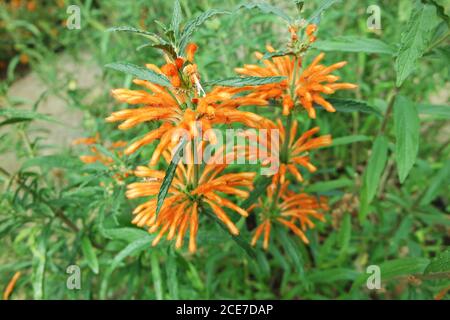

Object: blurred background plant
[0,0,449,300]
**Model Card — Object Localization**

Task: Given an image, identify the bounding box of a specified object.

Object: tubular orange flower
[72,134,127,166]
[3,271,21,300]
[106,44,274,166]
[250,182,328,250]
[247,119,331,184]
[126,147,255,252]
[235,43,357,118]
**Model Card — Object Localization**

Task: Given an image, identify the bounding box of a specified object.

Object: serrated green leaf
[81,236,99,274]
[179,9,230,51]
[22,155,82,170]
[205,76,286,87]
[394,96,420,183]
[417,103,450,119]
[237,2,291,22]
[359,135,388,220]
[380,257,430,280]
[395,2,439,87]
[155,138,186,217]
[424,248,450,274]
[312,36,395,55]
[420,160,450,206]
[170,0,182,38]
[315,98,382,117]
[262,50,293,60]
[331,135,372,147]
[0,108,57,125]
[307,0,341,24]
[105,62,171,87]
[102,227,152,243]
[107,26,166,44]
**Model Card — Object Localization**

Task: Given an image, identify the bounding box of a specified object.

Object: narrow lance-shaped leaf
[314,98,382,118]
[236,2,292,22]
[179,9,230,51]
[105,62,171,87]
[394,95,420,183]
[170,0,182,38]
[202,207,256,259]
[307,0,341,24]
[240,175,272,210]
[359,135,388,221]
[81,236,99,274]
[312,36,395,55]
[205,76,286,87]
[107,26,166,44]
[395,2,439,87]
[155,137,187,217]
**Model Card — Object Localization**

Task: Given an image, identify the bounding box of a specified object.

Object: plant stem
[379,86,399,135]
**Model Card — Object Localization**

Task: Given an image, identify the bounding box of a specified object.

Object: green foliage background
[0,0,449,300]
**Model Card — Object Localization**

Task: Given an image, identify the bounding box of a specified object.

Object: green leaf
[0,108,57,125]
[151,251,163,300]
[109,237,151,272]
[105,62,171,87]
[359,135,388,220]
[32,230,47,300]
[315,98,382,117]
[305,178,353,193]
[276,227,304,276]
[312,36,395,55]
[308,268,360,283]
[203,207,256,259]
[155,137,186,217]
[240,175,272,210]
[107,26,166,44]
[22,155,81,170]
[102,227,152,243]
[394,96,420,183]
[205,76,286,87]
[179,9,230,51]
[424,248,450,274]
[395,2,439,87]
[420,160,450,206]
[417,103,450,119]
[379,257,430,280]
[166,250,179,299]
[237,2,292,22]
[307,0,341,24]
[170,0,182,38]
[262,50,293,60]
[81,236,99,274]
[338,213,352,260]
[331,135,372,147]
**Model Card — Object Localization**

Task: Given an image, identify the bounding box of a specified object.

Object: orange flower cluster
[103,18,356,252]
[235,44,357,118]
[240,24,355,250]
[107,44,272,167]
[250,183,328,249]
[127,148,254,253]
